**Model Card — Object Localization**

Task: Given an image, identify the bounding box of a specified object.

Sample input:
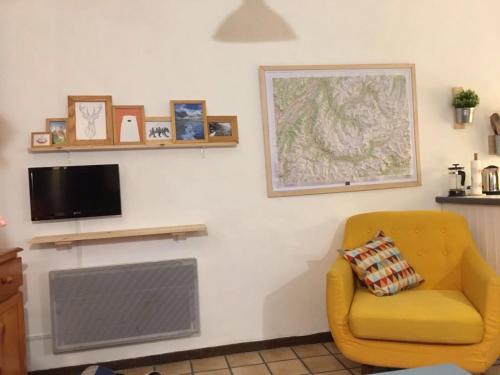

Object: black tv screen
[28,164,121,221]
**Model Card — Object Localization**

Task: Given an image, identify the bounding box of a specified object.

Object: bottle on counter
[471,153,483,196]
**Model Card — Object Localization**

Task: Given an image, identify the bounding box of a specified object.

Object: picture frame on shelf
[144,116,172,144]
[112,105,145,145]
[67,95,113,146]
[31,132,52,148]
[45,118,67,145]
[207,116,239,143]
[171,100,208,143]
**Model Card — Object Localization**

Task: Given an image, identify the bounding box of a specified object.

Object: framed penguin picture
[144,116,172,144]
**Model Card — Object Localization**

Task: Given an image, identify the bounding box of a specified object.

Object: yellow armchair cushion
[349,288,484,344]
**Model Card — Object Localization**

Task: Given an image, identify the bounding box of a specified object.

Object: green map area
[271,75,412,188]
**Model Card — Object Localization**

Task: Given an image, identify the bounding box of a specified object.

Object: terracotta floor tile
[226,351,262,367]
[260,347,297,362]
[119,366,155,375]
[231,364,271,375]
[155,360,191,374]
[334,353,362,369]
[267,359,309,375]
[485,365,500,375]
[193,370,230,375]
[94,348,500,375]
[191,356,228,372]
[293,343,329,358]
[322,341,341,354]
[302,355,344,373]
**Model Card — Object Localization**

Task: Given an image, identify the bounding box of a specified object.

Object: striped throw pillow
[339,230,424,296]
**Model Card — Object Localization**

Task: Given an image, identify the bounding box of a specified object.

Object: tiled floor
[117,341,500,375]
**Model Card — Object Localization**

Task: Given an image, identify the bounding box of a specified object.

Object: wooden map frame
[259,64,421,198]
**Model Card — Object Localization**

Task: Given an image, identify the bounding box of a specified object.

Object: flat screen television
[28,164,121,221]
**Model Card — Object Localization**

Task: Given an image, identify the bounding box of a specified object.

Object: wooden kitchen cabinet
[0,248,26,375]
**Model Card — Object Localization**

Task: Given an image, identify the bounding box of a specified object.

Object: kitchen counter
[436,196,500,272]
[435,195,500,206]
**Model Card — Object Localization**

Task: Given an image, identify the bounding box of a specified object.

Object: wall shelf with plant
[452,87,480,128]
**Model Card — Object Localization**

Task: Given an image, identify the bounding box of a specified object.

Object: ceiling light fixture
[213,0,296,43]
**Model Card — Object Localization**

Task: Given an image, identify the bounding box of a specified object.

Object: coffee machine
[448,164,466,197]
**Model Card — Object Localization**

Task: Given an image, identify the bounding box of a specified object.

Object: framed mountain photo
[171,100,208,143]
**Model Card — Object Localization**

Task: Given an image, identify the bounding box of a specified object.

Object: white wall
[0,0,499,371]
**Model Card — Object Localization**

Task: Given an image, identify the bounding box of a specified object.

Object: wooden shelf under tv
[29,224,207,248]
[28,142,237,153]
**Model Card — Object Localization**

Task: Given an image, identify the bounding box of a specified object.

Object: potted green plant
[452,89,480,124]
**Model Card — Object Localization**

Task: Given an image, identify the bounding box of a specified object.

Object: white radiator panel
[49,258,200,353]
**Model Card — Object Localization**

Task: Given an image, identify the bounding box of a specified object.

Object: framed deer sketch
[67,96,113,146]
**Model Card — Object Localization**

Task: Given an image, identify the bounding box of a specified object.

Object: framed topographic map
[259,64,421,197]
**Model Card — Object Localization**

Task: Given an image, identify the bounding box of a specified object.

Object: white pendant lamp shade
[213,0,296,42]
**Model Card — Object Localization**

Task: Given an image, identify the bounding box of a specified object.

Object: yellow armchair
[326,211,500,373]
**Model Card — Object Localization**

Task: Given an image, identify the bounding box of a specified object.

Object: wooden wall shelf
[29,224,207,247]
[488,135,499,155]
[29,142,237,153]
[452,87,465,129]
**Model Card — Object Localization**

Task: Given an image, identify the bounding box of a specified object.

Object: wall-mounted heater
[49,258,199,353]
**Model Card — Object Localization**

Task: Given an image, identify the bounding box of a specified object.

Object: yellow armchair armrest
[462,247,500,317]
[326,257,355,339]
[462,247,500,363]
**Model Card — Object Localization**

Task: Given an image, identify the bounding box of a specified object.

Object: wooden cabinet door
[0,293,26,375]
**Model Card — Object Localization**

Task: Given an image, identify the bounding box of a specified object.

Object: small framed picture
[67,95,113,146]
[46,118,67,145]
[112,105,145,145]
[171,100,208,143]
[207,116,239,143]
[31,132,52,147]
[144,116,172,144]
